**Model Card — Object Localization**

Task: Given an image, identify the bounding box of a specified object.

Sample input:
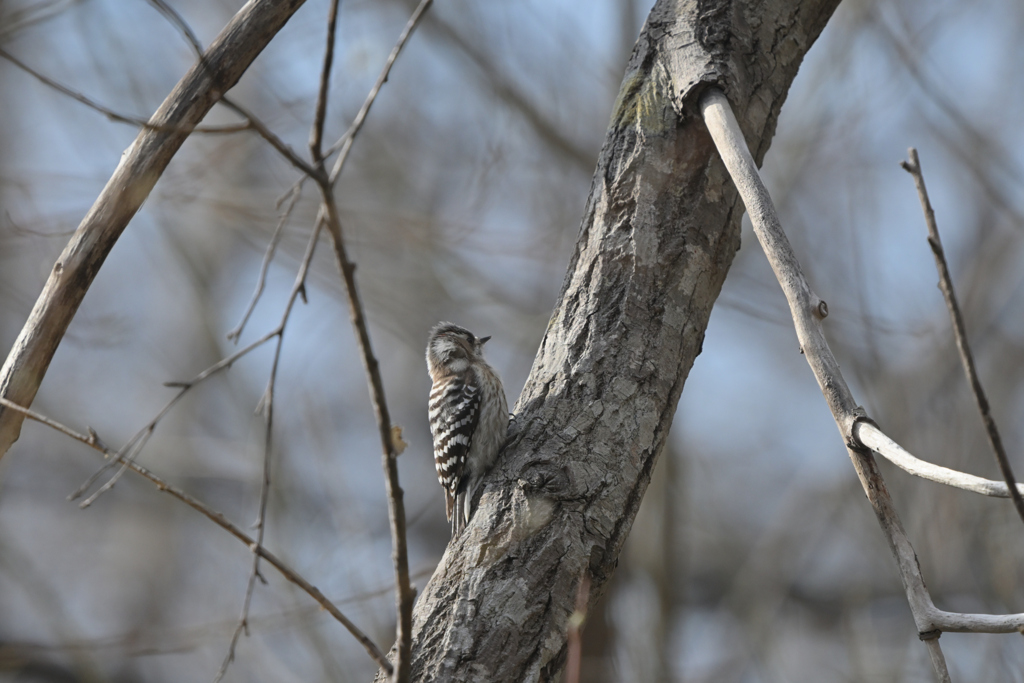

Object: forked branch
[0,0,428,679]
[327,0,434,185]
[0,0,312,458]
[700,86,1024,682]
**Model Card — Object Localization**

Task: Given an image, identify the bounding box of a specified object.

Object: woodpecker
[426,322,508,535]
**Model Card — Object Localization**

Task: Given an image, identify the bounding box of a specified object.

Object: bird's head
[426,322,490,377]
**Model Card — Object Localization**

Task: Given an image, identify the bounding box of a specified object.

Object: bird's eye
[467,334,476,344]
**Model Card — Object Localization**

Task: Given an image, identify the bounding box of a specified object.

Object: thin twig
[227,180,306,342]
[310,0,342,164]
[145,0,319,177]
[145,1,322,350]
[73,424,155,508]
[73,210,328,677]
[147,0,204,54]
[212,205,327,680]
[901,147,1024,527]
[314,4,433,679]
[69,328,281,505]
[0,396,392,673]
[74,207,325,506]
[0,47,250,134]
[326,0,433,185]
[317,188,413,682]
[1,567,435,658]
[923,637,953,683]
[0,0,312,458]
[221,98,321,177]
[214,333,282,683]
[139,4,422,678]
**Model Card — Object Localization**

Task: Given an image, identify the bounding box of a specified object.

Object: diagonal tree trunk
[397,0,841,679]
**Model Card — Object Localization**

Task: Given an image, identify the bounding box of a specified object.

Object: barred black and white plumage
[426,322,508,535]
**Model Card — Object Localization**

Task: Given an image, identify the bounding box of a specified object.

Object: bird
[426,322,509,535]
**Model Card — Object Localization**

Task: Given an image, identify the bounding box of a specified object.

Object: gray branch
[0,0,309,457]
[855,421,1024,499]
[700,85,1024,682]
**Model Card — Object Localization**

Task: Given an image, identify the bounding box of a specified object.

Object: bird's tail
[451,484,475,536]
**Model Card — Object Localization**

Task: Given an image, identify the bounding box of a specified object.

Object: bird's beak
[479,336,491,345]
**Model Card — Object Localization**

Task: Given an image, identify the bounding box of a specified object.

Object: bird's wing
[429,374,481,522]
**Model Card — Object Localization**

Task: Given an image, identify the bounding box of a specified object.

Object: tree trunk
[396,0,841,680]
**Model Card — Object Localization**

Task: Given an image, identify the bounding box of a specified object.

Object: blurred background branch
[0,0,1021,681]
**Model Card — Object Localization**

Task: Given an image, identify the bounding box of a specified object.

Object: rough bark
[0,0,307,458]
[397,0,841,680]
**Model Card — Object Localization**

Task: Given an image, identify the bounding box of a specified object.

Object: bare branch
[214,332,283,683]
[221,98,321,177]
[227,180,306,343]
[699,87,1024,681]
[702,84,1024,670]
[900,147,1024,526]
[318,188,413,682]
[927,607,1024,635]
[327,0,433,185]
[65,202,333,676]
[0,47,250,134]
[923,638,952,683]
[0,398,98,447]
[856,421,1024,499]
[146,0,205,55]
[0,567,435,658]
[203,1,430,652]
[145,0,319,177]
[74,206,324,507]
[69,328,281,506]
[310,0,342,164]
[314,4,436,678]
[0,0,313,459]
[0,397,392,673]
[212,201,328,678]
[700,89,856,426]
